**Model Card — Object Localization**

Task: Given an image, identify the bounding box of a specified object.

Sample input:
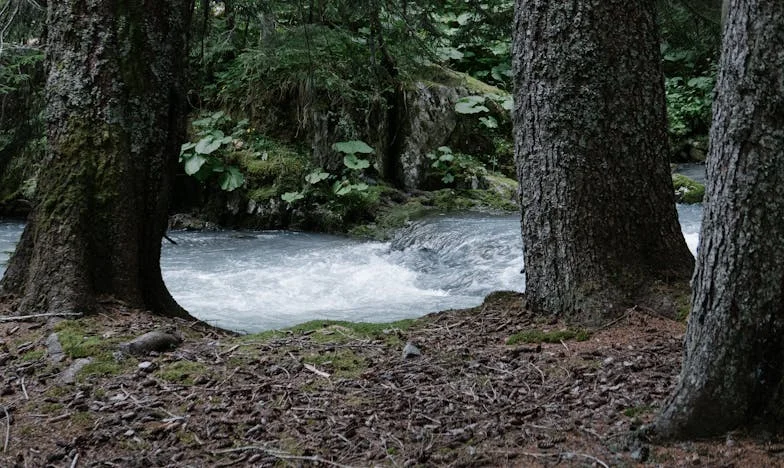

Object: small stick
[69,452,80,468]
[0,312,82,323]
[2,405,10,453]
[163,234,178,245]
[20,377,28,400]
[220,344,240,356]
[212,446,354,468]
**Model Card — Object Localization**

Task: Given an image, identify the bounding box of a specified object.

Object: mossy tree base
[0,1,194,319]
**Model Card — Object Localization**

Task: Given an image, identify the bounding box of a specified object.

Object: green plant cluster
[425,146,489,190]
[280,140,381,226]
[179,111,247,191]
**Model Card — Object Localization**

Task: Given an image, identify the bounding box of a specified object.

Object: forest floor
[1,292,782,467]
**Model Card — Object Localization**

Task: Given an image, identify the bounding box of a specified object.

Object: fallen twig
[0,312,82,322]
[521,450,609,468]
[69,452,80,468]
[303,363,331,379]
[20,377,28,400]
[212,446,355,468]
[2,405,10,453]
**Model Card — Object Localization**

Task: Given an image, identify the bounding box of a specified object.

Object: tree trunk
[513,0,694,323]
[653,0,784,439]
[0,0,193,318]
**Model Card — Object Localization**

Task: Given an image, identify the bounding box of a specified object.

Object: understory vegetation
[0,0,717,230]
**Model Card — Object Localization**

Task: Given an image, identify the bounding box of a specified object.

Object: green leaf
[180,142,197,154]
[332,140,374,154]
[441,173,455,184]
[439,153,454,162]
[219,166,244,191]
[192,117,213,127]
[455,96,490,114]
[211,111,225,120]
[305,170,331,184]
[332,180,351,195]
[479,116,498,129]
[500,96,513,111]
[184,154,209,175]
[437,146,452,153]
[343,154,371,170]
[281,191,305,203]
[195,136,222,155]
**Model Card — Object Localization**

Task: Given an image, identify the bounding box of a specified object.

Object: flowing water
[0,206,702,332]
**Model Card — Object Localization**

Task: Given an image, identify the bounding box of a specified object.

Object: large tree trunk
[0,0,193,318]
[513,0,694,323]
[653,0,784,439]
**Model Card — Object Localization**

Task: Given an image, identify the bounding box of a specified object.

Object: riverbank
[0,292,779,467]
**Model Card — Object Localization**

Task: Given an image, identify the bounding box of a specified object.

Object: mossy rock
[672,174,705,204]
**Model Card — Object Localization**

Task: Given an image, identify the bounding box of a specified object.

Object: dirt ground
[1,292,783,467]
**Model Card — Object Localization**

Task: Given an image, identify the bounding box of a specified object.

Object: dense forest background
[0,0,718,234]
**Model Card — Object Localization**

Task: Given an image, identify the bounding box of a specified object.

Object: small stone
[602,357,614,366]
[630,446,649,462]
[403,342,421,359]
[123,429,135,437]
[60,358,93,384]
[46,333,65,363]
[137,361,156,372]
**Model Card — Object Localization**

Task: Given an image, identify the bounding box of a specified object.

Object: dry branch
[0,312,83,322]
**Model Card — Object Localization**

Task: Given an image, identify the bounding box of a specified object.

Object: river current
[0,205,702,333]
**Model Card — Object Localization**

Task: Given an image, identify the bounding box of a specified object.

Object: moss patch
[302,349,367,378]
[54,320,108,358]
[672,174,705,203]
[156,360,208,385]
[507,329,591,345]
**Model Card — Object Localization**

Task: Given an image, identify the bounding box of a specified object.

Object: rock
[403,342,421,359]
[630,446,649,462]
[46,333,65,362]
[168,213,218,231]
[119,330,182,356]
[61,358,92,384]
[137,361,157,373]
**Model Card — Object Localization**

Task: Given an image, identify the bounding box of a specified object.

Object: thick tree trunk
[513,0,694,323]
[0,0,193,318]
[653,0,784,439]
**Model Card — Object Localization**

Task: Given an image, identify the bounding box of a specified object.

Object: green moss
[672,174,705,204]
[415,65,504,96]
[288,319,415,337]
[302,349,367,378]
[156,360,208,385]
[78,352,127,377]
[53,321,107,358]
[507,329,591,345]
[238,319,415,348]
[21,349,45,361]
[248,185,279,201]
[623,405,655,418]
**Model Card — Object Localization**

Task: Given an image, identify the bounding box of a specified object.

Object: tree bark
[513,0,694,323]
[0,0,193,318]
[654,0,784,438]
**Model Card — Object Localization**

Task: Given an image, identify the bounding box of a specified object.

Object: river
[0,205,702,332]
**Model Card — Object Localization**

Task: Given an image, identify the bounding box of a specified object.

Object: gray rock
[137,361,156,372]
[119,330,182,356]
[61,358,92,384]
[403,342,421,359]
[46,333,65,363]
